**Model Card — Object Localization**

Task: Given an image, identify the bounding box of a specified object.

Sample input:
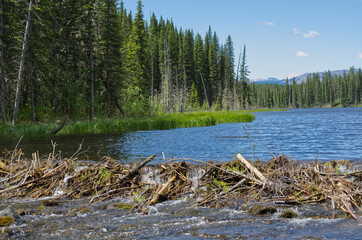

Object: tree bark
[12,0,33,126]
[52,0,59,113]
[0,0,6,123]
[88,0,94,121]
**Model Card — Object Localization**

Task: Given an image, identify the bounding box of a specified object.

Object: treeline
[0,0,251,125]
[251,68,362,108]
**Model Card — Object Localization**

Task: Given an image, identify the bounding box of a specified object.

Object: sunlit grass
[0,110,264,139]
[59,111,255,136]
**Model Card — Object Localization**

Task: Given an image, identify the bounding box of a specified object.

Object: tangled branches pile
[0,147,361,221]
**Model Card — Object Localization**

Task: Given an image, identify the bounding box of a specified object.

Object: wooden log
[148,175,177,206]
[237,154,267,183]
[119,154,156,182]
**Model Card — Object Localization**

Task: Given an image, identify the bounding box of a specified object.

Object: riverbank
[0,110,270,140]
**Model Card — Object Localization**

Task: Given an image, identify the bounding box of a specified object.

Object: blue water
[104,107,362,162]
[1,108,361,163]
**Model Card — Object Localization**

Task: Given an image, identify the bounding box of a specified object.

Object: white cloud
[293,28,301,35]
[358,52,362,59]
[296,51,309,57]
[303,30,319,38]
[293,28,319,38]
[260,21,275,26]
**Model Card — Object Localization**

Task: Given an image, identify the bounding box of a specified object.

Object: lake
[1,107,361,239]
[2,107,361,163]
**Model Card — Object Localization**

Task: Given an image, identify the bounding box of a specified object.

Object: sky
[122,0,362,80]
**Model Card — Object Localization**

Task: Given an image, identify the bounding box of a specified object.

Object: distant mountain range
[251,69,358,85]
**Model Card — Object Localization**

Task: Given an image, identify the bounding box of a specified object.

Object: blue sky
[122,0,362,80]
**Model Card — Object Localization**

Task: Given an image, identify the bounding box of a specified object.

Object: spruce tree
[239,45,250,109]
[124,0,149,115]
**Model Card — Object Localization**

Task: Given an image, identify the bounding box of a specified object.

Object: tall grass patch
[0,111,256,139]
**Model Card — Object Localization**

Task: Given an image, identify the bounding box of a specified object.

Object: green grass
[0,122,58,139]
[59,111,255,135]
[0,110,262,140]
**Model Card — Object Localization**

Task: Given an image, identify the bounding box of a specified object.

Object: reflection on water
[1,107,361,163]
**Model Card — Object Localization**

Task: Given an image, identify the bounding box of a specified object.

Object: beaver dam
[0,144,361,238]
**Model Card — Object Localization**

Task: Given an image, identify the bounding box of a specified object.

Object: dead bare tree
[12,0,33,125]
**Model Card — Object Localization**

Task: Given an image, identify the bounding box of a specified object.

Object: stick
[52,116,68,135]
[168,158,263,185]
[237,154,267,183]
[119,154,156,181]
[341,198,361,222]
[0,173,54,194]
[148,175,177,205]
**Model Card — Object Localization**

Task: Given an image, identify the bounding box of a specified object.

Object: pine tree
[194,33,205,105]
[124,0,149,115]
[223,36,234,110]
[239,45,250,109]
[285,78,289,107]
[208,31,219,104]
[189,82,199,110]
[96,0,124,116]
[292,78,298,108]
[148,13,160,99]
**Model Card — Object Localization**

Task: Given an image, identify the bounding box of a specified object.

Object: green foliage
[133,190,145,204]
[189,82,199,110]
[5,0,356,125]
[98,167,113,182]
[212,178,229,193]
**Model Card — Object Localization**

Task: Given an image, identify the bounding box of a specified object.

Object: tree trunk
[0,0,6,123]
[88,0,94,121]
[12,0,33,126]
[106,0,110,117]
[52,0,59,113]
[101,77,126,116]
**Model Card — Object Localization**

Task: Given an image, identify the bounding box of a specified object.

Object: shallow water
[1,108,361,164]
[2,198,361,240]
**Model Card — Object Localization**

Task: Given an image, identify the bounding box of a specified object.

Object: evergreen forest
[0,0,361,126]
[251,69,361,109]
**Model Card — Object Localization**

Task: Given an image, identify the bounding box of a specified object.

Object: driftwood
[237,154,267,183]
